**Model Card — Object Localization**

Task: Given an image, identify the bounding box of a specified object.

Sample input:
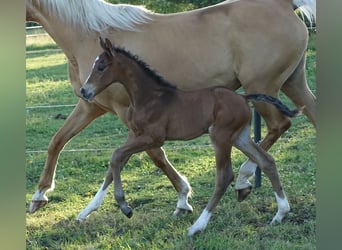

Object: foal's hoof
[29,200,48,213]
[122,206,133,218]
[235,186,252,202]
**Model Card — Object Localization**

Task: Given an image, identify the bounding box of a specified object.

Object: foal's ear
[99,37,115,57]
[99,37,106,51]
[105,38,115,56]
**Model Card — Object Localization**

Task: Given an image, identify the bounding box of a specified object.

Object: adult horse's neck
[114,51,176,107]
[26,0,96,61]
[26,0,152,87]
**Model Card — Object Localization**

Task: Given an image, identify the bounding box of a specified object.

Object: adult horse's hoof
[235,186,252,202]
[173,207,193,216]
[29,200,48,213]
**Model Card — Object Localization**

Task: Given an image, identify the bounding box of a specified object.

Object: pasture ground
[26,32,316,249]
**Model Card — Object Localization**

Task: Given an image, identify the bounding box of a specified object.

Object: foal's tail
[245,94,302,118]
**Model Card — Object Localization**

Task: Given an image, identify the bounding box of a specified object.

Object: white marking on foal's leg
[173,176,193,215]
[77,182,110,222]
[235,159,257,190]
[271,191,290,225]
[188,209,212,236]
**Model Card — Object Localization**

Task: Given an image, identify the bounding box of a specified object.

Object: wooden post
[254,110,262,188]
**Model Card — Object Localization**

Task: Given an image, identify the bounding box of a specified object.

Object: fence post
[254,110,262,188]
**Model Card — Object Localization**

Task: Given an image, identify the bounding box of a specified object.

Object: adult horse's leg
[281,56,316,126]
[188,130,234,236]
[29,100,106,213]
[146,148,193,215]
[235,56,316,200]
[234,126,290,224]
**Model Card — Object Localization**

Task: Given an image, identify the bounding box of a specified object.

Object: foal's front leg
[111,133,162,217]
[77,170,113,222]
[146,148,193,215]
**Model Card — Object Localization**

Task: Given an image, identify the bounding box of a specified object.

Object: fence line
[25,144,214,154]
[26,26,43,30]
[26,33,49,38]
[25,136,315,155]
[26,49,62,54]
[26,104,76,110]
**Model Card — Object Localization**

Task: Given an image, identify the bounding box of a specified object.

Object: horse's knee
[260,117,291,150]
[47,135,64,155]
[110,149,126,167]
[269,117,291,137]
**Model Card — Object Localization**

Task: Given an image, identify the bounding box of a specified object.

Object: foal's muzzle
[80,87,94,101]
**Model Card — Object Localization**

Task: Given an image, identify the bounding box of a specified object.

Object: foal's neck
[116,52,176,106]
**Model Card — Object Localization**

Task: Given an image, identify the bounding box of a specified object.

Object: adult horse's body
[79,38,299,235]
[27,0,316,214]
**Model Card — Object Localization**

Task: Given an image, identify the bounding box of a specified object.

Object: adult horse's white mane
[29,0,316,32]
[29,0,152,32]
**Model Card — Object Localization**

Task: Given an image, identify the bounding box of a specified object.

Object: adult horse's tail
[245,94,301,118]
[293,0,316,26]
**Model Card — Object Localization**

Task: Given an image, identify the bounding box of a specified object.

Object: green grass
[26,31,316,249]
[26,34,59,51]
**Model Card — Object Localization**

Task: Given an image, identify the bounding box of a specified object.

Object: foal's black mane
[113,46,177,91]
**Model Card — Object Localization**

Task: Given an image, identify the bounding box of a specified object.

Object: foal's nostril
[80,87,89,99]
[80,87,89,100]
[80,87,93,101]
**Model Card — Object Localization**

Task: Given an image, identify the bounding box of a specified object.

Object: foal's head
[80,38,121,101]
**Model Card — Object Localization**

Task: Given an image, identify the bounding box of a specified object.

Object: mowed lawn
[26,33,316,249]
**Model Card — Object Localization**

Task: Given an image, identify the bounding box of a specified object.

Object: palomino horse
[79,38,300,236]
[27,0,316,214]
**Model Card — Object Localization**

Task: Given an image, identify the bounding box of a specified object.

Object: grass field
[26,32,316,249]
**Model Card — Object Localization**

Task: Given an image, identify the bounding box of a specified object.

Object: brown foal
[78,38,299,236]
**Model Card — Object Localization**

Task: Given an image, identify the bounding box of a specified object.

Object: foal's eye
[97,64,107,72]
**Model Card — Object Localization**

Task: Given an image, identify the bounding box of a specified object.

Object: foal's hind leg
[234,126,290,224]
[235,99,291,201]
[146,148,193,215]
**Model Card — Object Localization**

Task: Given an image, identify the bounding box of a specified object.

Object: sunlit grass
[26,34,59,51]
